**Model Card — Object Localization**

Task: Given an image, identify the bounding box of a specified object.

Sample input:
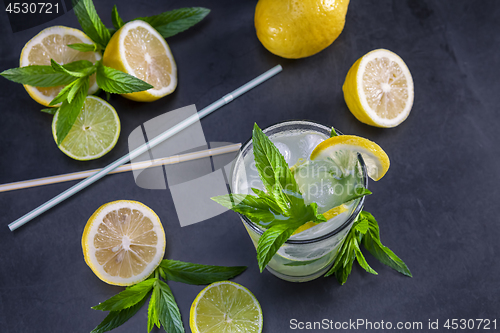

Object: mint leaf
[50,59,95,78]
[55,77,89,145]
[72,0,111,48]
[159,260,246,285]
[147,282,161,333]
[211,193,283,226]
[49,80,78,106]
[41,108,57,115]
[256,222,302,272]
[344,187,372,203]
[67,43,100,52]
[137,7,210,39]
[330,127,338,137]
[251,188,284,214]
[112,5,125,30]
[252,123,304,214]
[67,77,89,103]
[0,65,75,87]
[96,62,153,94]
[91,294,149,333]
[361,211,412,277]
[353,237,377,275]
[92,278,155,311]
[157,280,184,333]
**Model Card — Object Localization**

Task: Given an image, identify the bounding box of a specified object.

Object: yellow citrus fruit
[343,49,414,128]
[254,0,350,59]
[190,281,263,333]
[310,135,390,181]
[20,26,101,107]
[103,20,177,102]
[51,96,120,160]
[293,204,348,235]
[82,200,166,286]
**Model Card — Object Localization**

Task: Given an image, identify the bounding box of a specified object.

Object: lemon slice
[343,49,414,128]
[51,96,120,160]
[103,20,177,102]
[310,135,390,181]
[20,26,101,107]
[82,200,166,286]
[190,281,263,333]
[292,204,348,235]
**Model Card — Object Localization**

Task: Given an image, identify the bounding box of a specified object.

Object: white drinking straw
[8,65,282,231]
[0,143,242,193]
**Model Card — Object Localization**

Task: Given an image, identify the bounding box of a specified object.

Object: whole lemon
[255,0,350,59]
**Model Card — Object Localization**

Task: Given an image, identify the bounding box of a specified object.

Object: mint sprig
[72,0,111,49]
[91,259,246,333]
[325,210,412,284]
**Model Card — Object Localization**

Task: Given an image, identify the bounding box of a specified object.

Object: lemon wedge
[20,26,101,106]
[343,49,414,128]
[103,20,177,102]
[82,200,166,286]
[310,135,390,181]
[190,281,263,333]
[292,204,348,235]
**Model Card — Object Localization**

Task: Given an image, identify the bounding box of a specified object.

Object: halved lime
[190,281,263,333]
[52,96,120,160]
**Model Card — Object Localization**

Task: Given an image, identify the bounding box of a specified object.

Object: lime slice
[190,281,263,333]
[52,96,120,160]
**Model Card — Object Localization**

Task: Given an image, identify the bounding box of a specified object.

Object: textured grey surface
[1,0,499,332]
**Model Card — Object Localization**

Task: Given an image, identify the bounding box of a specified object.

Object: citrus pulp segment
[102,20,177,102]
[82,200,166,286]
[20,26,101,106]
[190,281,263,333]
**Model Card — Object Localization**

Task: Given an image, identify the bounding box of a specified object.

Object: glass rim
[230,119,368,245]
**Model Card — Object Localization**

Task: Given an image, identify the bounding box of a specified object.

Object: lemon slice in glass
[20,26,101,107]
[51,96,120,160]
[343,49,414,128]
[310,135,390,181]
[82,200,166,286]
[190,281,263,333]
[103,20,177,102]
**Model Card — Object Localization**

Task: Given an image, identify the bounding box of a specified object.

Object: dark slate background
[1,1,499,332]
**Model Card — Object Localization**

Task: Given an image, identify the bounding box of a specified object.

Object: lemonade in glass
[230,120,367,282]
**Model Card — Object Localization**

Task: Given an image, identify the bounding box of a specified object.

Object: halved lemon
[82,200,166,286]
[20,26,101,107]
[52,96,120,160]
[103,20,177,102]
[190,281,263,333]
[310,135,390,181]
[343,49,414,128]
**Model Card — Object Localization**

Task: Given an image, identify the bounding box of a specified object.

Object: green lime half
[52,96,120,160]
[190,281,263,333]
